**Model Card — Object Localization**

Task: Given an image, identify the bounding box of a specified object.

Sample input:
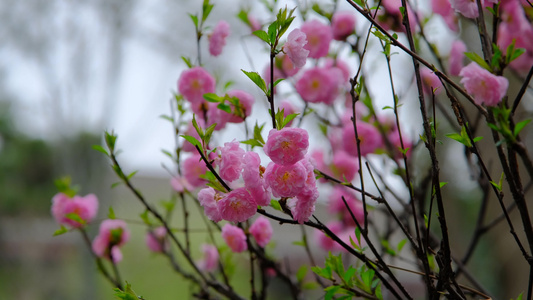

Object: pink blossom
[198,187,223,222]
[329,187,365,226]
[296,67,342,104]
[219,140,245,182]
[242,151,271,206]
[218,187,257,223]
[209,20,230,57]
[449,0,482,18]
[206,102,231,130]
[388,126,412,159]
[145,226,168,253]
[378,0,417,32]
[92,219,130,263]
[324,58,352,84]
[432,0,458,31]
[197,244,219,272]
[264,162,307,198]
[497,0,533,73]
[327,127,345,153]
[331,11,356,40]
[342,121,383,157]
[221,224,247,253]
[183,154,208,188]
[449,40,467,76]
[283,29,309,68]
[249,216,273,247]
[301,20,332,59]
[288,158,318,223]
[421,67,442,95]
[279,54,300,77]
[51,193,99,228]
[226,90,254,123]
[264,128,309,166]
[331,151,359,182]
[178,67,216,112]
[315,221,345,252]
[459,62,509,107]
[171,176,193,193]
[248,15,262,32]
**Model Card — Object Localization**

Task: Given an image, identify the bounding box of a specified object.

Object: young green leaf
[464,52,491,71]
[53,225,69,236]
[241,69,267,94]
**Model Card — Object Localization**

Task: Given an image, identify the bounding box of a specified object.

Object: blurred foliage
[0,102,56,215]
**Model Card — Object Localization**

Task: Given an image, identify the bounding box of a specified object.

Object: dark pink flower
[221,224,247,253]
[449,40,467,76]
[218,187,257,223]
[226,90,254,123]
[198,187,223,222]
[283,29,309,68]
[249,216,273,247]
[301,20,332,59]
[331,11,356,40]
[183,154,208,188]
[264,162,307,198]
[219,140,245,182]
[296,67,342,104]
[178,67,216,112]
[330,150,359,182]
[51,193,99,228]
[197,244,219,272]
[264,128,309,166]
[449,0,482,18]
[342,121,383,157]
[459,62,509,107]
[170,176,193,193]
[145,226,168,253]
[92,219,130,263]
[242,151,271,206]
[209,20,230,56]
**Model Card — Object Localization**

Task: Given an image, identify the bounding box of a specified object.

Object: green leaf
[111,181,122,189]
[241,139,263,148]
[241,69,267,94]
[188,13,199,28]
[65,213,85,225]
[296,265,307,282]
[473,136,484,143]
[92,145,109,156]
[181,135,202,149]
[267,20,278,45]
[253,30,270,44]
[139,210,151,225]
[464,52,491,71]
[201,0,214,22]
[303,281,320,290]
[108,206,116,219]
[181,56,193,68]
[514,119,531,137]
[217,103,232,113]
[113,281,141,300]
[270,199,281,211]
[342,266,357,284]
[273,78,285,87]
[203,93,222,103]
[397,239,407,253]
[53,225,69,236]
[127,171,138,180]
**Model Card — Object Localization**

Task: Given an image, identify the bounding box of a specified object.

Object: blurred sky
[0,0,455,176]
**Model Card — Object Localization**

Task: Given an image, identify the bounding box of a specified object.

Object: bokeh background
[1,0,533,299]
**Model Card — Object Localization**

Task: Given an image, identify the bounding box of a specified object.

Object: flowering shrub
[51,0,533,299]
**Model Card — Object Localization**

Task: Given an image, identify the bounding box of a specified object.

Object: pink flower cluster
[459,62,509,107]
[145,226,168,253]
[283,29,309,69]
[263,127,318,223]
[497,0,533,73]
[51,193,99,228]
[177,67,255,137]
[209,20,230,57]
[92,219,130,263]
[197,141,271,223]
[222,224,247,253]
[197,244,219,272]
